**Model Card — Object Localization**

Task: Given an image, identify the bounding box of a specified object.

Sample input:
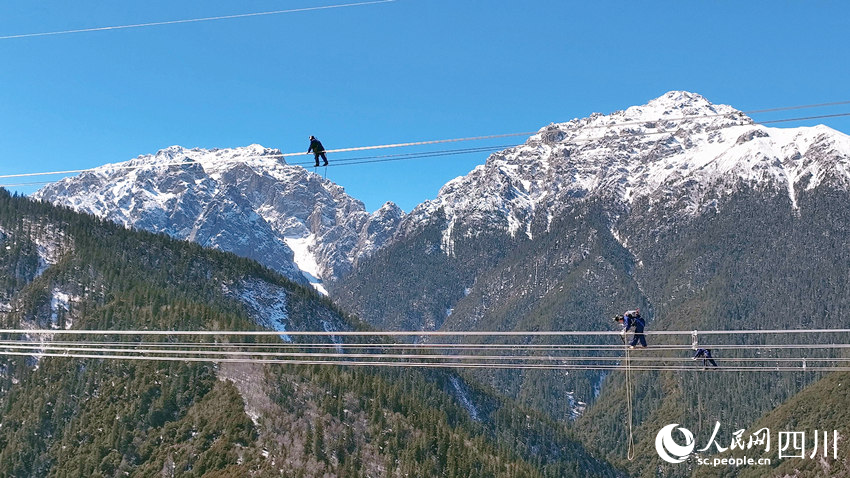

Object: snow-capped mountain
[33,92,850,299]
[331,91,850,427]
[405,91,850,252]
[335,91,850,328]
[34,145,403,291]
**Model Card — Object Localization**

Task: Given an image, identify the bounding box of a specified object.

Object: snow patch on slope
[449,376,480,421]
[321,320,343,353]
[13,288,77,366]
[0,228,7,312]
[31,228,68,277]
[224,279,291,341]
[565,390,587,420]
[283,235,327,295]
[50,288,78,330]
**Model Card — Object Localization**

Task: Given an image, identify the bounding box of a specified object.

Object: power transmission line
[1,349,847,373]
[5,341,848,363]
[4,327,849,336]
[1,103,848,185]
[4,328,847,373]
[3,339,850,352]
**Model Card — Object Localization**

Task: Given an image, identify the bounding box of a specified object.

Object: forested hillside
[732,371,850,478]
[575,185,850,476]
[335,174,850,477]
[0,189,619,477]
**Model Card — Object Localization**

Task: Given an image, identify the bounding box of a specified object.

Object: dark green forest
[0,189,618,478]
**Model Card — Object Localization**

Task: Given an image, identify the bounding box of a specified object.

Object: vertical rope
[697,382,703,434]
[626,346,635,461]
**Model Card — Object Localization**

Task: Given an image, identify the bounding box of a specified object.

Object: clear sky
[1,0,849,211]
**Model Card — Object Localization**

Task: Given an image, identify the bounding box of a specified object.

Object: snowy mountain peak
[599,90,737,127]
[644,90,719,113]
[409,92,850,248]
[616,91,740,127]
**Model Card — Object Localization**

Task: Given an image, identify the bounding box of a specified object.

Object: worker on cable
[693,348,718,368]
[308,135,328,167]
[613,309,646,349]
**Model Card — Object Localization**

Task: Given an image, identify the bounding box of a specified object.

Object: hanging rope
[625,345,636,461]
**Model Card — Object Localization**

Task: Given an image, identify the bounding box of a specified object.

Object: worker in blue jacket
[693,348,718,368]
[613,309,646,349]
[308,135,328,167]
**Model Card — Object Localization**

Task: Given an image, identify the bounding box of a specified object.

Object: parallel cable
[0,145,512,188]
[6,341,844,351]
[746,101,850,114]
[0,0,395,41]
[4,342,849,363]
[2,349,848,372]
[2,105,849,184]
[3,328,848,373]
[758,112,850,124]
[3,327,849,336]
[625,346,635,461]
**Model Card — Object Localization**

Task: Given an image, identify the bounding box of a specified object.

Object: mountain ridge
[32,91,850,299]
[405,91,850,254]
[34,144,405,293]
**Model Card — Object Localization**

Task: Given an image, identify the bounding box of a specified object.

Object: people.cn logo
[655,424,696,464]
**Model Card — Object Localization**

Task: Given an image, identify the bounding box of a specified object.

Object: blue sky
[1,0,849,211]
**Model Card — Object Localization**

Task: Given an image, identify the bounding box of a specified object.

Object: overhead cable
[0,0,395,41]
[1,349,847,373]
[5,342,850,363]
[2,105,849,183]
[4,327,849,336]
[2,339,850,352]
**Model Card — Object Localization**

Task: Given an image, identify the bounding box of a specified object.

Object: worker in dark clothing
[693,348,718,368]
[613,309,647,349]
[308,136,328,167]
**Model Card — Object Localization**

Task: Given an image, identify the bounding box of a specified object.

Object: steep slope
[731,371,850,478]
[628,371,850,478]
[0,190,619,477]
[575,184,850,476]
[33,145,403,293]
